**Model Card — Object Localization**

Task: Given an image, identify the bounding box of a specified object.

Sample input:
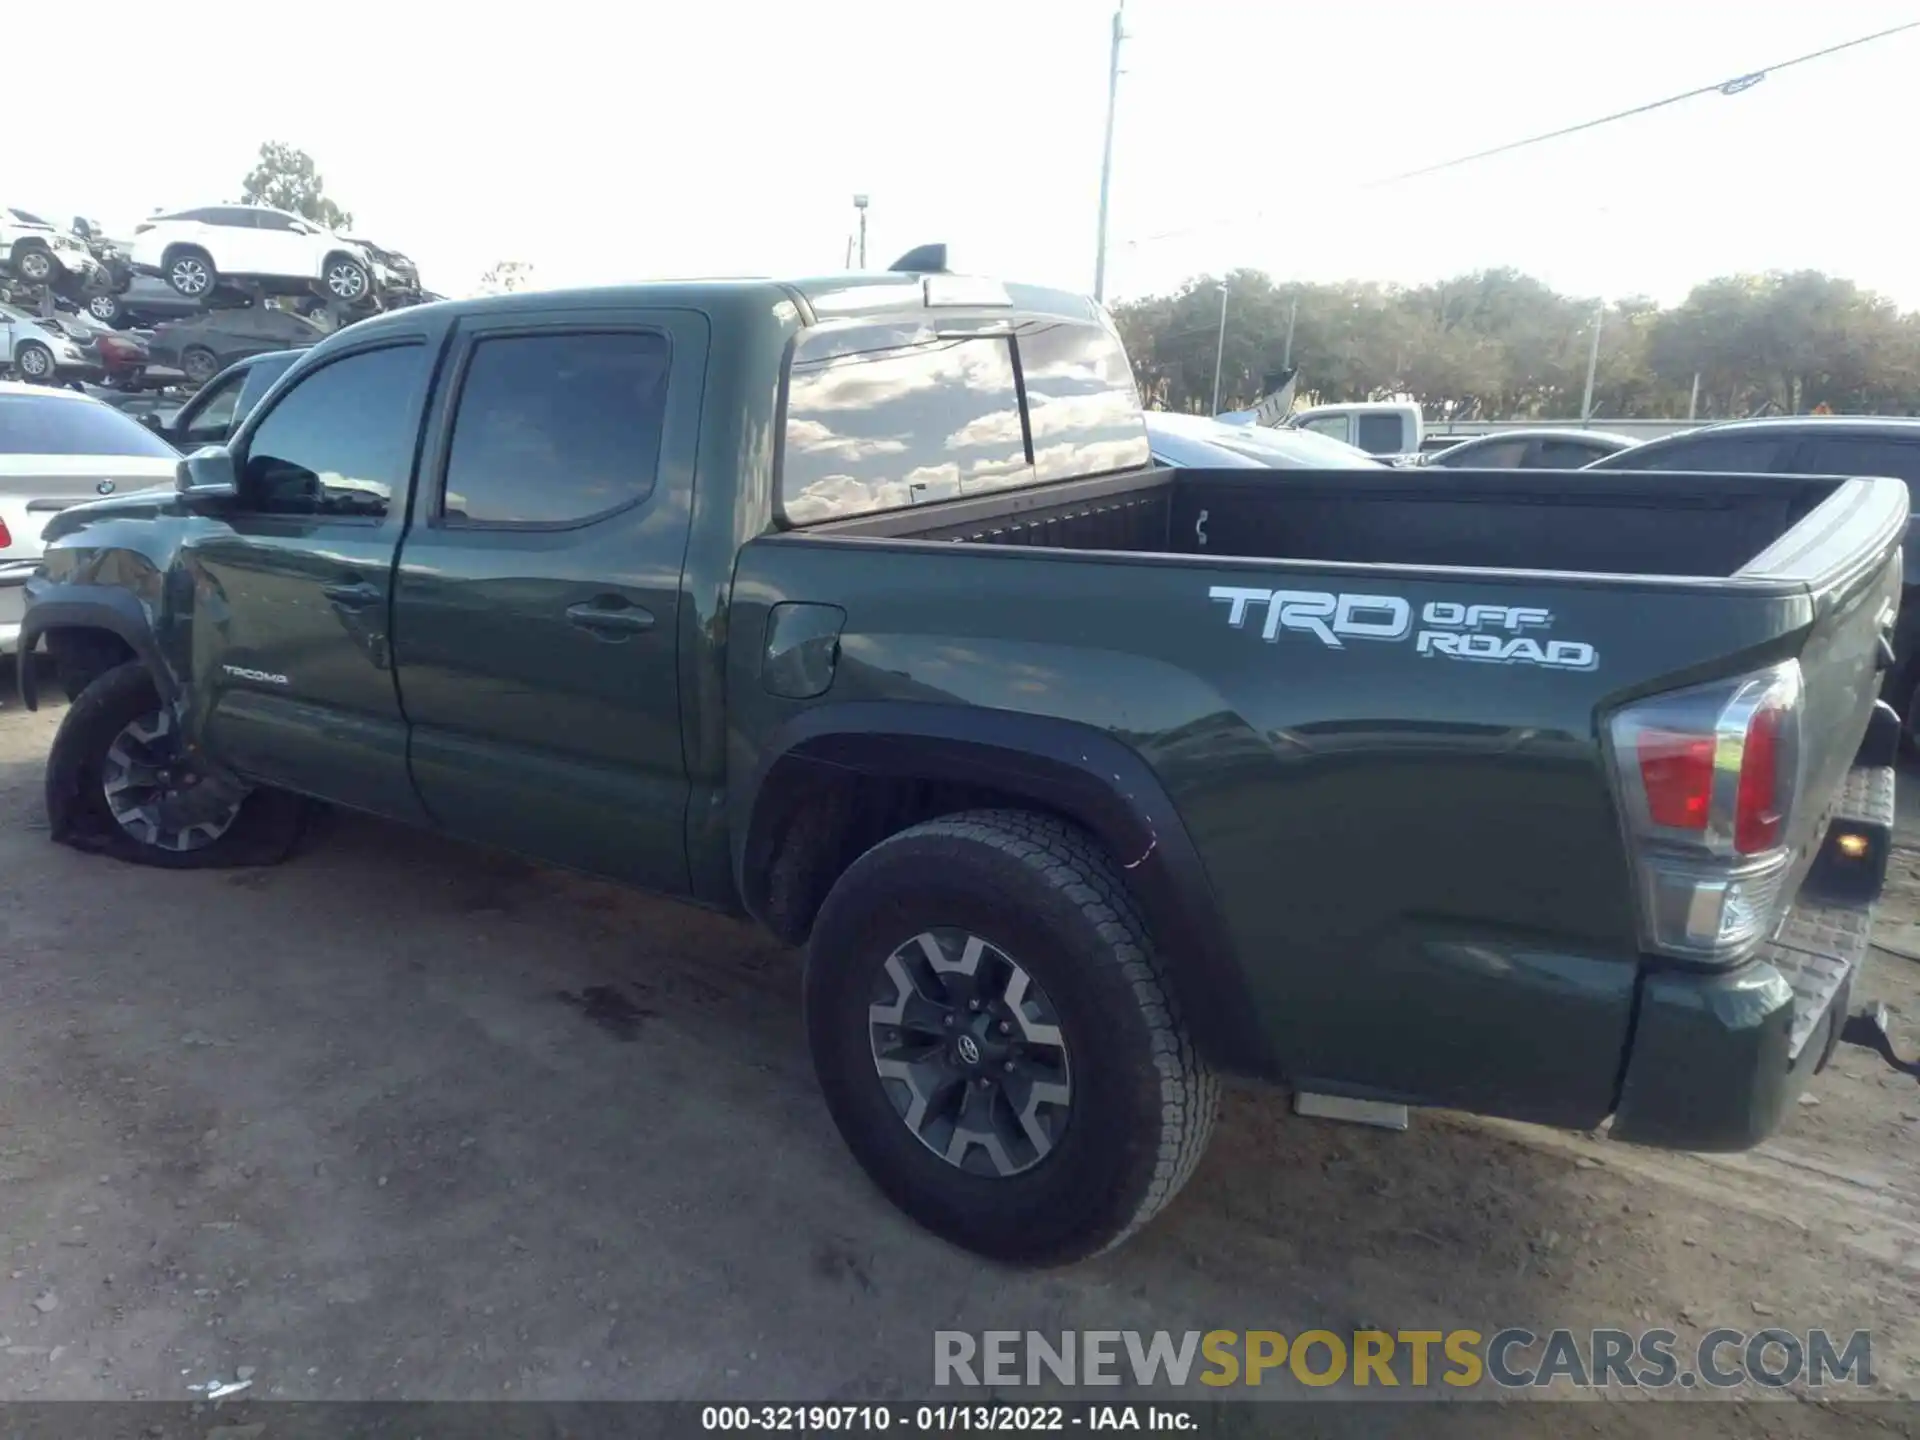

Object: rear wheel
[86,291,124,325]
[805,809,1218,1265]
[181,346,219,385]
[45,661,311,869]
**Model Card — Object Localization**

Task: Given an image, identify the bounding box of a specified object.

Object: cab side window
[237,344,425,519]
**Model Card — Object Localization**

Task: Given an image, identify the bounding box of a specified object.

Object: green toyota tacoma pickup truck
[17,255,1908,1265]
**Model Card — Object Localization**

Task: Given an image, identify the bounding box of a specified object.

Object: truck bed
[807,465,1846,580]
[739,462,1906,1131]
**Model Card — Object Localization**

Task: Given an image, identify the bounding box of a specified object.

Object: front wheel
[165,249,216,297]
[12,340,54,381]
[805,809,1218,1265]
[14,244,53,282]
[45,661,311,869]
[87,291,124,325]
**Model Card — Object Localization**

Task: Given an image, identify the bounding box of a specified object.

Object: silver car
[1145,411,1385,468]
[0,382,180,654]
[0,303,102,383]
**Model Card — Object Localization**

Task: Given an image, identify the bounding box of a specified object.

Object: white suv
[1,207,105,291]
[129,205,373,304]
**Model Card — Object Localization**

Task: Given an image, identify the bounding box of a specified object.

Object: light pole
[1210,281,1229,416]
[1580,297,1604,424]
[853,194,869,268]
[1093,0,1126,302]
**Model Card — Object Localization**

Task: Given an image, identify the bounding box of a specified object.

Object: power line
[1373,18,1920,187]
[1121,19,1920,252]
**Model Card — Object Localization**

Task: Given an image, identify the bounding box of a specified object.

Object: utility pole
[844,234,853,269]
[1580,297,1604,424]
[1211,281,1230,415]
[1092,0,1126,302]
[1688,371,1701,421]
[853,195,870,268]
[1282,296,1298,370]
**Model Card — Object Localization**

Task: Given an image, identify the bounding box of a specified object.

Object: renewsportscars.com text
[934,1328,1874,1390]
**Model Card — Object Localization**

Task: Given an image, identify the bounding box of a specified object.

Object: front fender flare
[17,581,174,713]
[737,702,1274,1078]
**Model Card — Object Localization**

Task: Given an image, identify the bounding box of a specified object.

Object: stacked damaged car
[1,200,434,398]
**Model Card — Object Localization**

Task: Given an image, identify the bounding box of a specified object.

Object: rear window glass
[1015,321,1149,484]
[780,323,1029,525]
[778,316,1148,525]
[0,394,178,458]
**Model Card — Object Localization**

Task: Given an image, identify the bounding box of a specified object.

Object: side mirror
[176,446,239,508]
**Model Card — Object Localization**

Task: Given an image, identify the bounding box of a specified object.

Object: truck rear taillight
[1607,660,1805,964]
[0,518,11,548]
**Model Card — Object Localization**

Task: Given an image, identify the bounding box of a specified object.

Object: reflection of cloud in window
[789,337,997,414]
[944,407,1021,450]
[786,472,923,524]
[1032,436,1150,479]
[787,417,909,462]
[1030,389,1140,438]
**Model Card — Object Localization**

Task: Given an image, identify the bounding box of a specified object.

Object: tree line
[1112,267,1920,421]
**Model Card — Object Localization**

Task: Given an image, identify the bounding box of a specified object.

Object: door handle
[566,600,656,637]
[322,580,381,611]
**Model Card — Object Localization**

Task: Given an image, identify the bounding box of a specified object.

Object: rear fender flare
[737,701,1274,1077]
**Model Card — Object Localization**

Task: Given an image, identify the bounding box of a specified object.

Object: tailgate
[1742,474,1908,863]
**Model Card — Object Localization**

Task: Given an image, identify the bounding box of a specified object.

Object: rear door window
[1608,433,1794,472]
[1790,435,1920,483]
[439,330,672,526]
[1437,438,1529,468]
[1354,413,1405,454]
[1532,438,1612,467]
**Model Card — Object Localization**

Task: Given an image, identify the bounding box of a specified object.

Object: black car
[144,306,323,385]
[84,274,207,330]
[142,348,302,449]
[1588,415,1920,739]
[1420,428,1638,468]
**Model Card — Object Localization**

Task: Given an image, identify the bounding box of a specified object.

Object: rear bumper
[1610,762,1894,1151]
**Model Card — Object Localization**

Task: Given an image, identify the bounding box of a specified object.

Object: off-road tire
[806,808,1218,1265]
[45,661,310,870]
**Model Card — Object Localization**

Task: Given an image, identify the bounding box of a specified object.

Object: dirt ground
[4,673,1920,1425]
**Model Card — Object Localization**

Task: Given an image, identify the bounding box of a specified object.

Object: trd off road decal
[1208,587,1599,671]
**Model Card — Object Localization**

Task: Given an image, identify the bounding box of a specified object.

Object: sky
[11,0,1920,308]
